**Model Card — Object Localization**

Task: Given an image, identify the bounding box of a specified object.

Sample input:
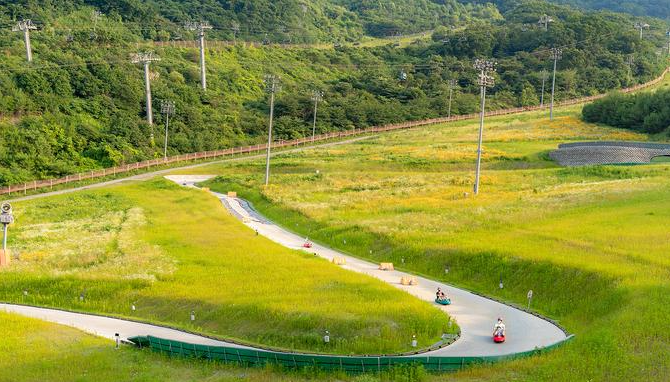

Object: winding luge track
[0,174,570,371]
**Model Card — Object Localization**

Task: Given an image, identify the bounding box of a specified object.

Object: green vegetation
[196,103,670,380]
[0,0,667,186]
[2,179,455,355]
[544,0,670,19]
[582,88,670,136]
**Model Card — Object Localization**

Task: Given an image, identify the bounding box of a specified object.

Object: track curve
[0,175,569,361]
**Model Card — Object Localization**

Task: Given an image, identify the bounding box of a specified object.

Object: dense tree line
[544,0,669,20]
[582,89,670,135]
[0,0,667,185]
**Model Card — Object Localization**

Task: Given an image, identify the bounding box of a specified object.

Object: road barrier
[1,67,667,197]
[128,334,574,373]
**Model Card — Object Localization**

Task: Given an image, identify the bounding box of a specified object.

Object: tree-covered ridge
[546,0,670,20]
[0,0,667,186]
[0,0,498,42]
[582,89,670,136]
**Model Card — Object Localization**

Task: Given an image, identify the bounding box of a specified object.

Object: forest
[582,89,670,135]
[0,0,667,186]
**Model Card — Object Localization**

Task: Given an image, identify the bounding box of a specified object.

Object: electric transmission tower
[12,20,37,62]
[540,69,548,107]
[473,59,497,196]
[549,47,563,121]
[185,21,213,90]
[448,79,458,118]
[160,100,176,160]
[264,75,281,186]
[131,52,161,131]
[538,14,554,31]
[634,22,649,39]
[310,90,324,142]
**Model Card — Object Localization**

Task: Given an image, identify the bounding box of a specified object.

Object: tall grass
[1,179,456,355]
[200,109,670,381]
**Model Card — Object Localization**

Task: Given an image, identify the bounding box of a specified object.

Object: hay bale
[379,262,394,271]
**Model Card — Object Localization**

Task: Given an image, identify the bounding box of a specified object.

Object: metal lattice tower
[448,79,458,118]
[131,52,161,129]
[538,14,554,31]
[549,47,563,121]
[473,59,497,196]
[185,21,213,90]
[160,100,176,160]
[310,90,324,142]
[12,20,37,62]
[264,75,281,186]
[634,22,649,39]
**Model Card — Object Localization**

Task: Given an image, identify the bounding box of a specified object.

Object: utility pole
[549,47,562,121]
[310,90,324,142]
[264,75,281,186]
[12,20,37,62]
[540,69,547,107]
[473,59,497,196]
[448,79,457,118]
[131,52,161,134]
[625,55,635,85]
[231,22,241,44]
[666,31,670,56]
[538,14,554,31]
[634,22,649,39]
[92,10,103,31]
[185,21,213,90]
[160,100,176,160]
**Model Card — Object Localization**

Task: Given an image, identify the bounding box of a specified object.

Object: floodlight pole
[264,75,280,186]
[473,59,497,196]
[549,48,562,121]
[12,20,37,62]
[311,90,323,142]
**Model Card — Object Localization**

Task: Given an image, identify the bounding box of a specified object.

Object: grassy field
[2,311,428,382]
[193,103,670,381]
[0,179,455,356]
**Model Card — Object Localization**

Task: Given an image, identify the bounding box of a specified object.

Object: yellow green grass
[1,180,455,355]
[197,104,670,381]
[0,312,388,382]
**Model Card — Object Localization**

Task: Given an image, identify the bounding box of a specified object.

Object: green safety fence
[128,334,575,373]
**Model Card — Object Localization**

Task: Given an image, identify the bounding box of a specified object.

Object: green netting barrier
[127,334,574,373]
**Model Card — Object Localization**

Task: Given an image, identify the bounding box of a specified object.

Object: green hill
[0,0,667,186]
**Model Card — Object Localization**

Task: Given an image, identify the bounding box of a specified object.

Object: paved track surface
[174,176,567,357]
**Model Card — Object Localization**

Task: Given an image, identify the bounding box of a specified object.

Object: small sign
[527,290,533,299]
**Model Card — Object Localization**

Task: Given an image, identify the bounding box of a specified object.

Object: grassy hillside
[1,179,455,355]
[196,96,670,380]
[0,0,667,187]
